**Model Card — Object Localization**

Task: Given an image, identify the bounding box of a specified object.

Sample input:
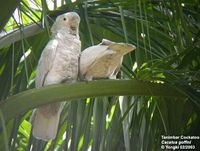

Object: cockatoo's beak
[68,13,80,36]
[70,24,78,35]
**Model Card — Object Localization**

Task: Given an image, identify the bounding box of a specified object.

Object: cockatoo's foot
[78,75,93,83]
[61,77,77,83]
[84,75,93,81]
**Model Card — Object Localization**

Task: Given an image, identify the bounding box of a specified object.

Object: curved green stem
[0,80,185,123]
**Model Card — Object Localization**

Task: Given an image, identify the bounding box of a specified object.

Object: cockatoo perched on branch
[79,39,136,80]
[32,12,81,141]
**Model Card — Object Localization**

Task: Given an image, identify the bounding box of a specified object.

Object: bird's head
[51,12,80,37]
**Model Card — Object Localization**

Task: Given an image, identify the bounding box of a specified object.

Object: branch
[0,23,43,49]
[0,80,185,123]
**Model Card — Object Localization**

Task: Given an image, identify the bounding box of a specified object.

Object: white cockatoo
[79,39,136,80]
[32,12,81,141]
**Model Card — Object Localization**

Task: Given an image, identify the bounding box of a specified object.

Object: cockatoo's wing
[32,39,59,141]
[101,38,136,55]
[80,44,116,77]
[107,41,136,77]
[80,39,136,80]
[108,42,136,55]
[35,39,58,88]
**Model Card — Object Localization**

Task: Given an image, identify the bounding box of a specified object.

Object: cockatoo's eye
[63,18,66,21]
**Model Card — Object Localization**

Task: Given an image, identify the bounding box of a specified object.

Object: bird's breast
[47,39,80,83]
